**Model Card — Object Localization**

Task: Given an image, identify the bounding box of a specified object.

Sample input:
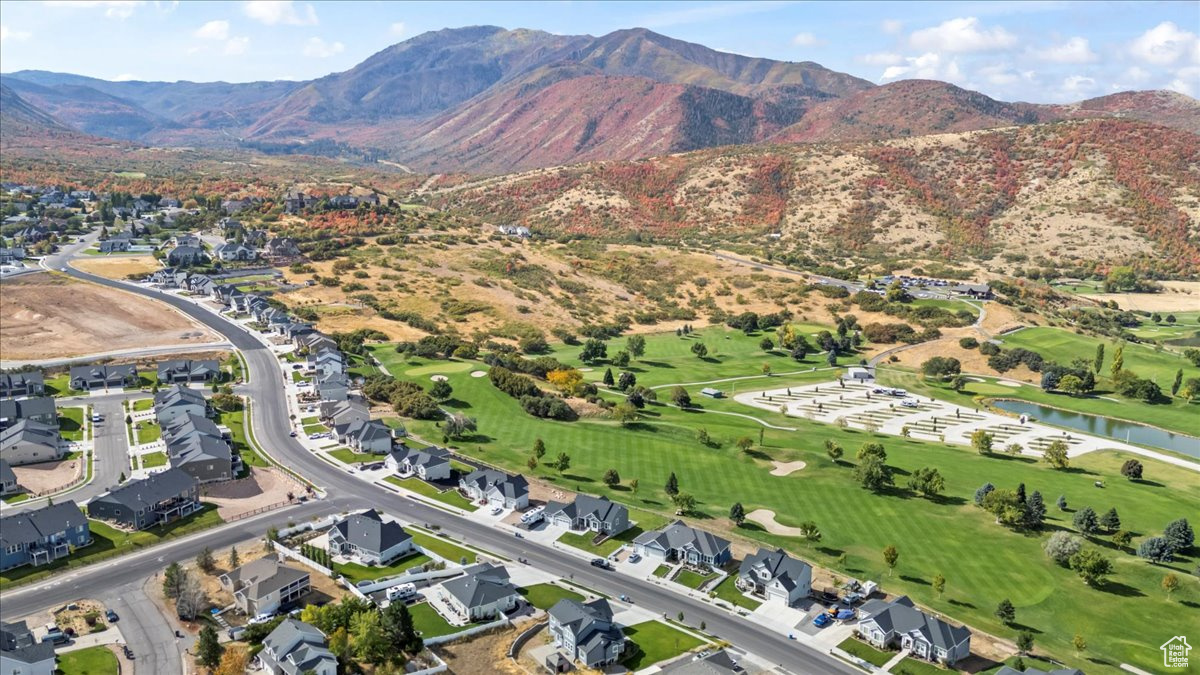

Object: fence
[271,540,333,576]
[829,646,878,672]
[225,498,293,523]
[507,620,547,659]
[423,615,511,647]
[354,567,461,595]
[277,515,338,539]
[407,653,448,675]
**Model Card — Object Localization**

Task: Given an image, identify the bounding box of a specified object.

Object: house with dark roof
[737,548,812,606]
[0,459,19,496]
[857,596,972,666]
[161,413,233,483]
[157,359,221,384]
[0,500,90,571]
[259,619,337,675]
[0,619,56,675]
[99,238,131,253]
[297,333,337,354]
[459,469,529,510]
[153,385,209,426]
[87,468,200,531]
[264,237,301,259]
[327,509,413,565]
[385,446,450,481]
[167,245,208,267]
[0,396,58,430]
[334,418,394,454]
[547,598,627,668]
[0,371,44,398]
[0,420,63,466]
[633,521,731,569]
[312,350,345,377]
[220,555,311,616]
[320,396,370,429]
[438,563,521,621]
[316,372,350,403]
[544,495,629,536]
[68,364,138,391]
[659,649,743,674]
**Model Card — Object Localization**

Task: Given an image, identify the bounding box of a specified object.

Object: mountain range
[2,26,1198,173]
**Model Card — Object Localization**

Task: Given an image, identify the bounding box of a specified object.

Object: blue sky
[0,1,1196,102]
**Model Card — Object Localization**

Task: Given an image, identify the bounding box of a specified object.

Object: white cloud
[881,19,903,35]
[224,36,250,55]
[1061,74,1098,98]
[976,63,1020,87]
[389,22,406,37]
[242,0,317,26]
[909,17,1017,53]
[112,73,137,81]
[42,1,144,19]
[1167,66,1199,96]
[881,52,963,82]
[792,32,825,48]
[1128,21,1197,66]
[1029,36,1097,64]
[194,20,230,41]
[860,52,903,66]
[303,36,344,58]
[0,25,33,42]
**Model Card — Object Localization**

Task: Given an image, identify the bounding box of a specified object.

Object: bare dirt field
[72,255,161,280]
[437,622,527,675]
[200,468,298,520]
[0,272,218,360]
[1084,282,1200,312]
[12,456,82,495]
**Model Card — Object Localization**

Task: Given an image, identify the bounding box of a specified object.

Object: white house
[438,563,521,621]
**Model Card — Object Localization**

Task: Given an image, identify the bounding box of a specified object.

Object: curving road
[4,243,860,674]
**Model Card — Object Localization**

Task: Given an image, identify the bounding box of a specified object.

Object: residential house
[0,421,64,466]
[948,283,993,299]
[276,322,314,341]
[214,242,257,262]
[218,217,243,232]
[220,555,311,617]
[459,469,529,510]
[0,371,44,398]
[14,224,50,243]
[0,459,18,496]
[0,247,25,264]
[857,596,972,666]
[259,619,337,675]
[385,446,451,481]
[439,563,521,621]
[497,224,531,238]
[544,495,629,536]
[167,245,208,267]
[0,500,90,571]
[312,350,345,377]
[157,359,221,384]
[326,509,414,565]
[737,548,812,606]
[162,413,233,483]
[184,274,215,296]
[633,520,732,568]
[98,238,131,253]
[68,364,139,391]
[296,333,336,354]
[659,650,742,675]
[264,237,301,259]
[153,385,209,426]
[87,468,200,530]
[547,598,626,668]
[0,396,58,430]
[316,372,350,403]
[319,396,369,429]
[283,191,310,215]
[0,620,57,675]
[334,418,393,454]
[329,194,359,208]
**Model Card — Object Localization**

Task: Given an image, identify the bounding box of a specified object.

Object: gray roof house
[259,619,337,675]
[659,650,743,675]
[99,238,131,253]
[1,619,56,675]
[0,459,18,496]
[220,555,311,617]
[157,359,221,384]
[737,548,812,606]
[438,563,521,621]
[385,446,451,481]
[316,372,350,403]
[167,245,208,266]
[327,509,414,566]
[334,418,394,454]
[153,385,209,426]
[264,237,301,259]
[68,364,139,391]
[544,495,630,536]
[0,396,58,429]
[312,350,345,377]
[162,414,233,483]
[633,520,732,568]
[214,242,257,262]
[0,501,90,572]
[320,396,369,428]
[459,469,529,510]
[87,468,200,531]
[0,371,44,398]
[0,420,64,467]
[857,596,972,666]
[547,598,627,668]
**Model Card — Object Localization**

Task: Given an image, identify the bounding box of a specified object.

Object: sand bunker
[430,374,449,382]
[996,381,1023,387]
[470,370,487,378]
[769,460,807,476]
[746,509,808,537]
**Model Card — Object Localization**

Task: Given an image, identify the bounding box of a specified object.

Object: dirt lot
[1084,281,1200,312]
[12,455,83,495]
[200,468,299,520]
[439,622,528,675]
[72,255,161,280]
[0,272,219,360]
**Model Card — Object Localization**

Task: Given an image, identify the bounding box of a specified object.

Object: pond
[992,399,1200,459]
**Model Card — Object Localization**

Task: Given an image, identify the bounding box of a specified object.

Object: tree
[1058,374,1086,396]
[382,602,423,654]
[1043,440,1069,469]
[932,573,946,598]
[603,468,620,487]
[429,378,453,401]
[798,521,821,542]
[1044,532,1083,565]
[1120,459,1143,480]
[1057,494,1068,511]
[196,625,224,670]
[921,356,961,379]
[1069,548,1113,585]
[176,573,207,620]
[671,386,692,408]
[729,502,746,526]
[1024,491,1046,530]
[1162,572,1180,600]
[611,351,631,368]
[1016,631,1034,655]
[1137,536,1175,563]
[526,455,538,471]
[1099,508,1121,532]
[1073,507,1099,535]
[1093,343,1104,373]
[857,442,887,462]
[995,598,1015,625]
[612,402,639,426]
[982,489,1025,527]
[627,335,646,360]
[328,627,351,662]
[971,429,994,455]
[672,492,696,515]
[759,337,775,352]
[629,478,639,494]
[882,545,899,576]
[1164,518,1195,552]
[445,413,477,439]
[825,439,843,462]
[854,455,893,492]
[533,438,546,458]
[213,646,249,675]
[1112,530,1133,547]
[196,547,215,574]
[351,608,389,665]
[1172,368,1183,396]
[949,374,967,392]
[691,342,709,359]
[735,436,754,454]
[580,339,607,364]
[1111,344,1124,378]
[906,466,944,498]
[666,472,680,496]
[602,368,615,387]
[553,452,571,473]
[974,482,995,506]
[163,561,185,599]
[617,371,636,391]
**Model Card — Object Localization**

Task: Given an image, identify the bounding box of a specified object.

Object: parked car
[105,609,119,622]
[812,613,832,628]
[248,612,275,625]
[490,506,503,516]
[900,399,918,408]
[629,553,641,563]
[289,431,297,437]
[590,558,611,570]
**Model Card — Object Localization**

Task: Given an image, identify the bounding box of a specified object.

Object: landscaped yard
[219,408,266,468]
[291,371,311,384]
[408,601,459,638]
[620,620,707,670]
[652,565,672,578]
[141,451,168,468]
[893,658,954,675]
[674,568,717,590]
[407,528,477,564]
[135,420,161,444]
[333,550,433,584]
[303,423,328,435]
[43,373,77,397]
[300,416,321,425]
[132,398,154,412]
[837,637,894,667]
[58,407,85,441]
[518,582,584,610]
[384,476,477,511]
[328,448,377,465]
[709,577,761,610]
[556,526,645,557]
[56,644,118,674]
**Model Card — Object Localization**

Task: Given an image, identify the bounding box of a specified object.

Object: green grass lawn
[363,327,1199,672]
[141,451,168,468]
[333,550,433,583]
[674,569,717,590]
[408,528,478,564]
[56,644,119,675]
[893,658,954,675]
[408,601,460,638]
[1,492,31,504]
[44,373,78,397]
[709,577,761,610]
[621,621,707,670]
[292,371,311,384]
[300,416,320,425]
[518,582,585,610]
[303,423,328,435]
[219,408,265,468]
[135,421,161,444]
[58,407,85,441]
[384,476,477,511]
[837,637,894,667]
[653,565,672,578]
[328,448,377,465]
[133,398,154,412]
[556,524,648,557]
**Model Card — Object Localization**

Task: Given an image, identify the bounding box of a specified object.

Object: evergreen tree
[602,368,615,387]
[196,547,215,574]
[163,562,185,599]
[729,502,745,526]
[1057,494,1068,511]
[1111,344,1124,377]
[533,438,546,458]
[973,482,995,506]
[228,546,240,569]
[995,598,1016,625]
[1024,491,1046,529]
[1073,507,1099,535]
[665,472,679,496]
[1099,508,1121,532]
[1173,368,1184,396]
[196,625,224,669]
[1093,343,1104,373]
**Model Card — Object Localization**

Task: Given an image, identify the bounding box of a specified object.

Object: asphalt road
[10,246,861,674]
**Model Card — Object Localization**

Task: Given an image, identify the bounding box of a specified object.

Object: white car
[491,506,503,516]
[900,399,918,408]
[248,612,275,625]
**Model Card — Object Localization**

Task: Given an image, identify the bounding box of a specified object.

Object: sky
[0,0,1197,103]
